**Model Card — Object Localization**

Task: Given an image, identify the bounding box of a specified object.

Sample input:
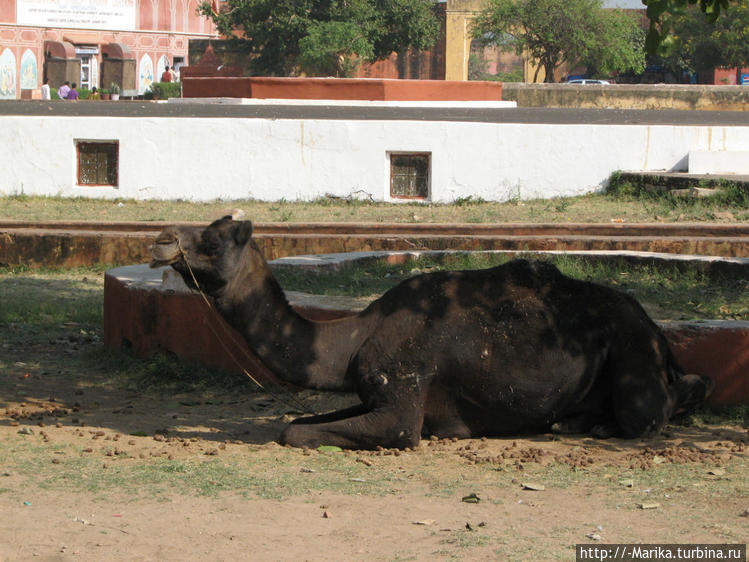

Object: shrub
[149,81,182,99]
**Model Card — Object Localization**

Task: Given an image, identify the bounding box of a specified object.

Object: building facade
[0,0,218,99]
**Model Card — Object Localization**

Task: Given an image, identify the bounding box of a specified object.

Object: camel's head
[150,216,255,294]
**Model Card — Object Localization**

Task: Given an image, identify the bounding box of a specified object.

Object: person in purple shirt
[57,81,70,99]
[66,83,79,100]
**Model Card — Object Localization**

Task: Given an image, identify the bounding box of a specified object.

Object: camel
[150,217,714,450]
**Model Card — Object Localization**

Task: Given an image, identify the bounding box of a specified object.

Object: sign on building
[17,0,136,31]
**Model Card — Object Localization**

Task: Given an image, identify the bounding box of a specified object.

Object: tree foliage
[643,0,737,52]
[198,0,442,77]
[657,0,749,73]
[472,0,645,83]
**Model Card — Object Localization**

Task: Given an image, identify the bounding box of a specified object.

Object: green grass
[89,346,249,393]
[606,175,749,221]
[0,275,102,325]
[0,266,251,396]
[686,404,749,426]
[2,188,749,224]
[0,435,391,499]
[6,417,744,502]
[442,529,492,549]
[274,253,749,321]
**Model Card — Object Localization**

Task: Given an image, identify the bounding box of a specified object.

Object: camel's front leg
[279,405,423,450]
[286,404,369,425]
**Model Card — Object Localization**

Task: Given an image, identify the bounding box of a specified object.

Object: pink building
[0,0,218,98]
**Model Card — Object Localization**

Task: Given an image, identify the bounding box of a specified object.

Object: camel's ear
[232,221,253,246]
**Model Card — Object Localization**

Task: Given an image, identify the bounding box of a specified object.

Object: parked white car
[565,79,611,85]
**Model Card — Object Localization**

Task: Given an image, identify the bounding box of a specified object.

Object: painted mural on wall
[139,54,154,94]
[0,49,17,100]
[17,0,136,31]
[20,50,38,90]
[157,55,169,83]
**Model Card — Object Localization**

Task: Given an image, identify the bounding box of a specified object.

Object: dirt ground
[1,342,747,562]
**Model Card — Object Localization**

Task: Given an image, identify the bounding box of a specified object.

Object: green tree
[658,0,749,74]
[583,8,647,78]
[198,0,442,77]
[643,0,737,52]
[472,0,645,83]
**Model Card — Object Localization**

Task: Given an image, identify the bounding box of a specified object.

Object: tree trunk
[544,61,556,83]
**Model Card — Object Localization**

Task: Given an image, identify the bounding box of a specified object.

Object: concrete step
[615,171,749,192]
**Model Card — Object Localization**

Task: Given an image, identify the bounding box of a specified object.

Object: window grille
[77,141,118,186]
[390,153,430,199]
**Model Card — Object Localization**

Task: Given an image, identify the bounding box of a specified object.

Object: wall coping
[170,97,517,108]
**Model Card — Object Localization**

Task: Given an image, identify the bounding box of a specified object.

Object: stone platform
[4,221,749,268]
[104,250,749,406]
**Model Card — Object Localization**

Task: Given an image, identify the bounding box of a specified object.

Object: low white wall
[3,113,749,202]
[689,150,749,175]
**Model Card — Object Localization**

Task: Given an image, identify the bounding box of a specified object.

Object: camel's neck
[213,244,369,391]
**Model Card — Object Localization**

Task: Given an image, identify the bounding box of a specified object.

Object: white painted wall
[689,150,749,174]
[3,114,749,202]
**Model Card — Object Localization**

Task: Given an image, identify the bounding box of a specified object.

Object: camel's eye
[201,230,222,254]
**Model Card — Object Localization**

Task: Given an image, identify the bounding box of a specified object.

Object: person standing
[67,83,79,100]
[41,78,51,100]
[57,81,70,99]
[161,65,173,83]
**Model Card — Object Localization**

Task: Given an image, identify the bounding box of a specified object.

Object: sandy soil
[1,342,748,561]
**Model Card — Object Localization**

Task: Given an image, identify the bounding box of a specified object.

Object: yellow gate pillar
[445,0,485,81]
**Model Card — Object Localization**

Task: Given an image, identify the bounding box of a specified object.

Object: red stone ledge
[104,264,749,406]
[3,221,749,237]
[182,76,503,102]
[3,226,749,268]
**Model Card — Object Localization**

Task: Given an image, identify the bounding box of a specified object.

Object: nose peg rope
[176,240,316,416]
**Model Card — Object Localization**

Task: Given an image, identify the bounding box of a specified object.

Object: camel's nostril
[154,235,177,245]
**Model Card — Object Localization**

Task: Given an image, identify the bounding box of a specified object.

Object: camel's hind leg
[612,372,714,437]
[669,373,715,416]
[608,333,713,438]
[605,327,678,437]
[610,372,670,438]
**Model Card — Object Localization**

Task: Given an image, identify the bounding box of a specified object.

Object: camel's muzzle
[150,234,182,268]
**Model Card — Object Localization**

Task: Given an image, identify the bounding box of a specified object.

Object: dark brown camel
[150,217,714,450]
